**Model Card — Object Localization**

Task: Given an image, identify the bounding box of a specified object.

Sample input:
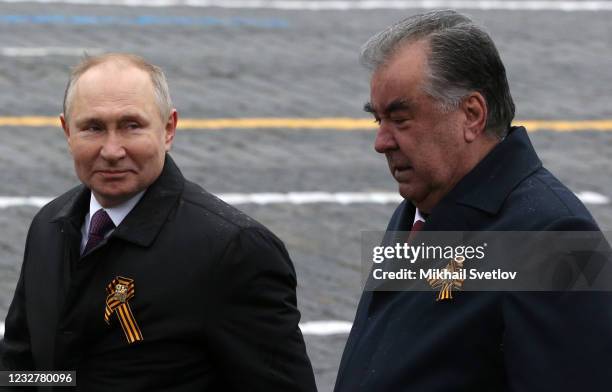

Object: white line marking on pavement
[219,192,404,205]
[0,197,52,209]
[299,320,352,336]
[1,0,612,11]
[0,193,404,209]
[575,191,610,205]
[0,47,103,57]
[0,321,351,337]
[0,191,609,208]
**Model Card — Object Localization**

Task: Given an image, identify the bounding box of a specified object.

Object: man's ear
[164,109,178,151]
[60,113,73,153]
[461,92,488,142]
[60,113,69,137]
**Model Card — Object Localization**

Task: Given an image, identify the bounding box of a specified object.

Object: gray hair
[63,53,173,122]
[360,9,515,138]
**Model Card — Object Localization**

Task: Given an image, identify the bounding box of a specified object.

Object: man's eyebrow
[74,116,102,126]
[363,99,412,116]
[73,113,147,126]
[385,99,412,114]
[118,113,146,122]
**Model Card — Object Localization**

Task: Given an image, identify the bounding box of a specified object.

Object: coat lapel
[433,126,542,218]
[111,154,185,249]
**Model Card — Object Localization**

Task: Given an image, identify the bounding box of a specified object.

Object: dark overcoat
[335,127,612,391]
[1,155,317,392]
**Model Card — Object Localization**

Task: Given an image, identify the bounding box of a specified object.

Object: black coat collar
[446,126,542,215]
[51,154,185,248]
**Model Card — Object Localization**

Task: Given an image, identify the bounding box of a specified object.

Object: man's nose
[374,122,398,153]
[100,131,126,161]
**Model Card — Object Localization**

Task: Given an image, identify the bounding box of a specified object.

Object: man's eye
[126,122,141,130]
[84,125,102,132]
[392,118,409,126]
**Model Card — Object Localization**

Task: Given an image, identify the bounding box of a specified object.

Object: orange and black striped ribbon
[428,258,464,302]
[437,283,454,301]
[104,276,143,344]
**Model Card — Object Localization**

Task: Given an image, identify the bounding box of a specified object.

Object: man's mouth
[96,170,132,178]
[393,166,413,180]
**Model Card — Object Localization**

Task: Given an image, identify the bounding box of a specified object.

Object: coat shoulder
[176,181,291,272]
[179,180,273,235]
[500,167,597,229]
[30,185,84,224]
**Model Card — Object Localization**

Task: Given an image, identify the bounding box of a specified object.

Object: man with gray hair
[1,53,317,391]
[335,10,611,391]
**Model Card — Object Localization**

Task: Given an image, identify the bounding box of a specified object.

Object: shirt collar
[413,208,427,225]
[88,190,146,228]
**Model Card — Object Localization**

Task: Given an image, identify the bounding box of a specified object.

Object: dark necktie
[83,209,115,255]
[408,219,425,240]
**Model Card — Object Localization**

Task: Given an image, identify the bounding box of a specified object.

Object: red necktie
[408,219,425,241]
[83,209,115,255]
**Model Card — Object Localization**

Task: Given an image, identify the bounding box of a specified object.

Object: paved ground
[0,2,611,391]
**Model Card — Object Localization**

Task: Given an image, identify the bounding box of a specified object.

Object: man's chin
[397,183,416,201]
[91,187,139,208]
[398,184,429,206]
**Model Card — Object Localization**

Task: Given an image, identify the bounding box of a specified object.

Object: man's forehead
[69,65,158,118]
[368,40,430,112]
[369,69,419,113]
[73,65,154,103]
[76,61,151,90]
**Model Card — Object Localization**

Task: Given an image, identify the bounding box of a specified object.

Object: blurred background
[0,1,611,390]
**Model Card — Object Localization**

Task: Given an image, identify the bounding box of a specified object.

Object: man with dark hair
[335,10,612,391]
[1,53,317,391]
